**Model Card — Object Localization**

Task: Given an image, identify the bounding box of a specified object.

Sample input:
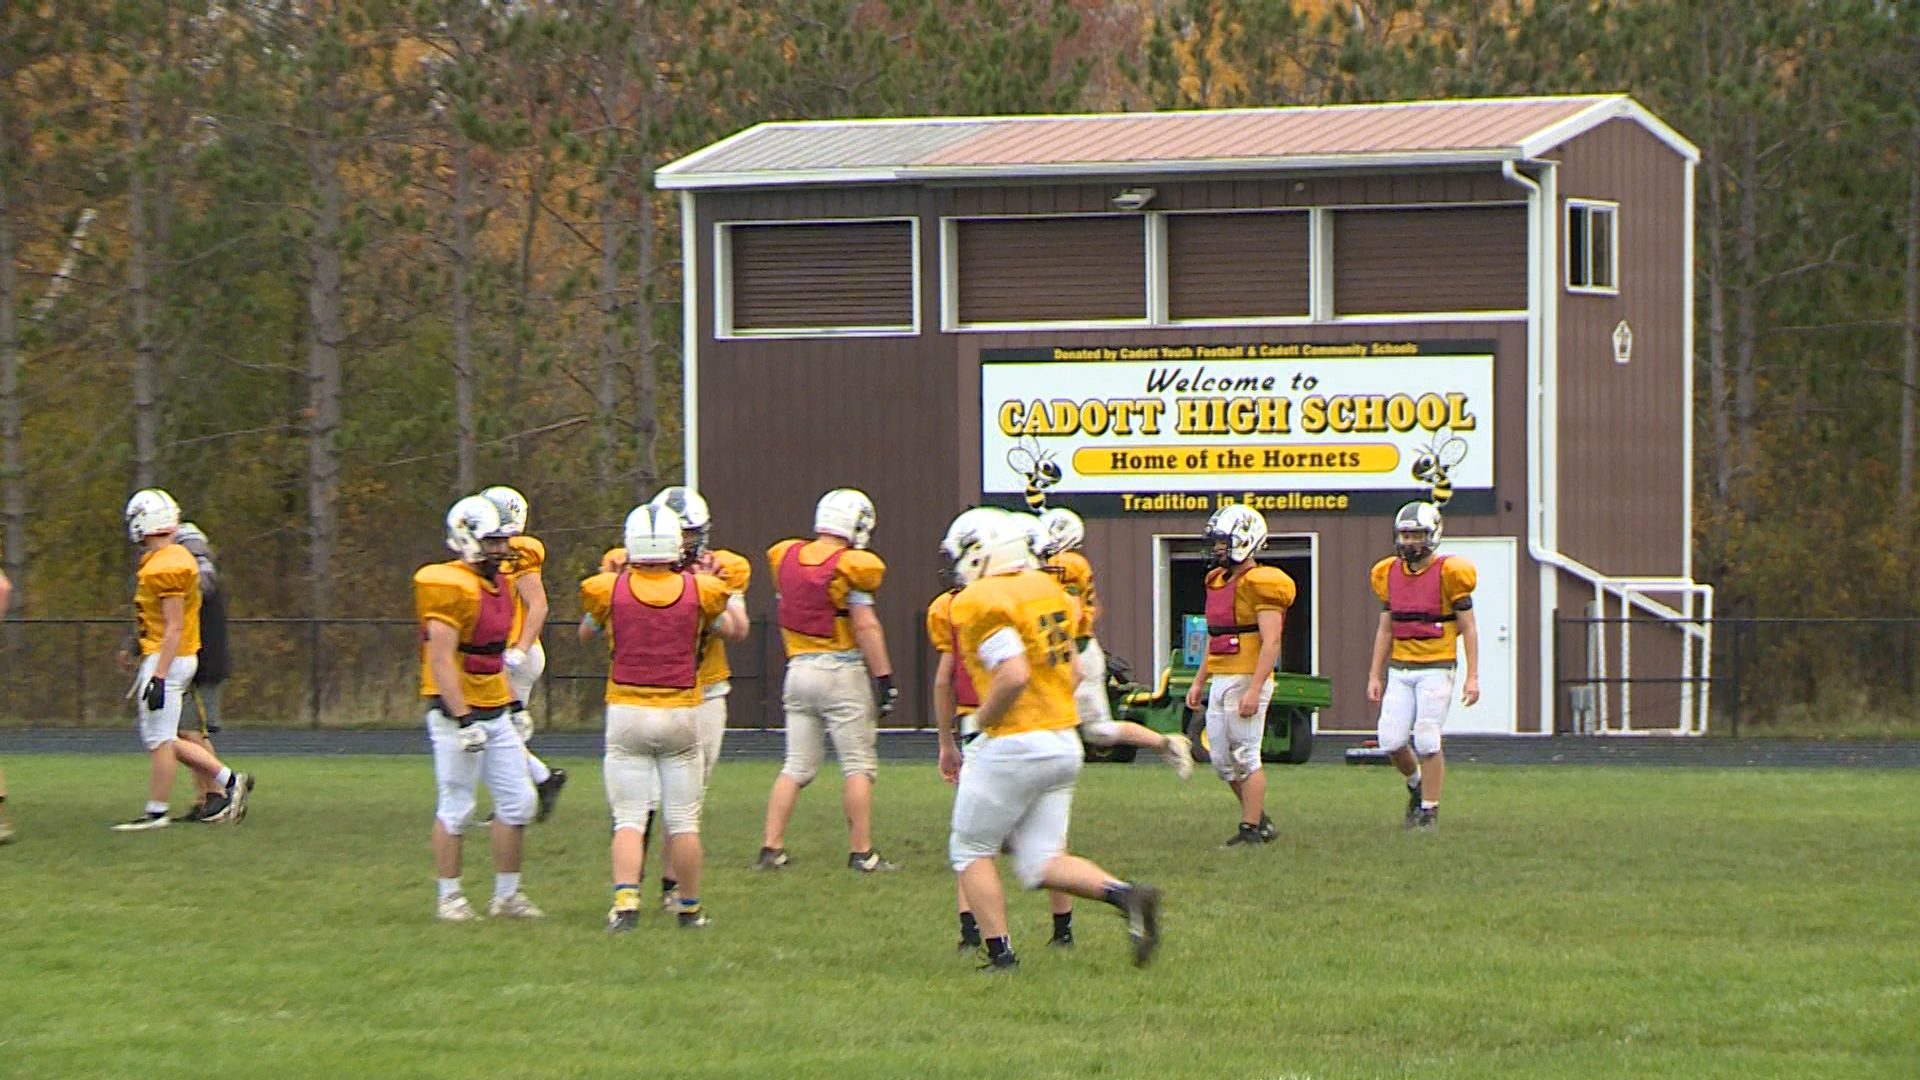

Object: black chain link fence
[1554,616,1920,736]
[0,617,775,730]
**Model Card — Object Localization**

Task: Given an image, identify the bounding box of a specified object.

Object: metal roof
[657,95,1698,191]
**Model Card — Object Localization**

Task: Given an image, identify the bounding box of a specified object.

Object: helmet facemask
[1204,528,1234,568]
[474,536,512,577]
[679,525,710,568]
[1392,501,1443,567]
[1395,527,1434,566]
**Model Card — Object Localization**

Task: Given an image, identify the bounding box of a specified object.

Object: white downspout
[1506,159,1563,732]
[680,191,699,489]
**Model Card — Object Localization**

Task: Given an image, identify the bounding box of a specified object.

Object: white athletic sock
[494,872,521,900]
[1407,769,1422,788]
[215,767,234,789]
[527,756,551,785]
[1420,800,1438,810]
[437,877,463,900]
[145,800,169,816]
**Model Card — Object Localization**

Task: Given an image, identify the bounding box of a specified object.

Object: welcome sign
[980,342,1495,516]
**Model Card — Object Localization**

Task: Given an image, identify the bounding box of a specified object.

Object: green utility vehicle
[1096,648,1331,765]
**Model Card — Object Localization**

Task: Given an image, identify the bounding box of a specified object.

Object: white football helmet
[650,486,711,557]
[814,488,876,549]
[940,507,1009,588]
[125,488,181,543]
[480,485,529,536]
[954,511,1038,586]
[445,495,512,565]
[1394,501,1444,563]
[624,504,684,565]
[1036,507,1085,558]
[1203,504,1268,566]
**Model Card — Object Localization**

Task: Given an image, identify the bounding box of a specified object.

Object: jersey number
[1039,610,1074,667]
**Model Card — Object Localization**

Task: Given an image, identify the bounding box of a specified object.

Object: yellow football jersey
[580,568,732,708]
[414,561,515,709]
[134,543,202,656]
[1046,550,1099,640]
[767,538,885,656]
[1371,556,1478,664]
[695,548,750,688]
[503,534,546,643]
[925,588,973,716]
[926,590,958,656]
[1202,565,1296,675]
[952,570,1079,737]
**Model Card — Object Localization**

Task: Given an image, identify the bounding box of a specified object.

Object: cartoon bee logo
[1409,431,1468,508]
[1007,434,1062,511]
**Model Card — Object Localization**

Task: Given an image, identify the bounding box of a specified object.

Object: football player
[481,486,568,824]
[946,510,1162,971]
[755,488,898,874]
[1367,502,1479,830]
[1035,507,1193,779]
[170,522,228,822]
[1183,505,1295,847]
[932,508,1077,952]
[113,489,254,831]
[416,495,543,921]
[581,504,745,932]
[645,485,750,912]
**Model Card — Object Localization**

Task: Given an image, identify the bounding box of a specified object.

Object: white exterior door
[1435,536,1516,735]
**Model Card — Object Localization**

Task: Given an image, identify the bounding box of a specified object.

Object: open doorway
[1153,533,1317,685]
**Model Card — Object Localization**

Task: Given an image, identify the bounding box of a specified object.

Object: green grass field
[1,755,1916,1080]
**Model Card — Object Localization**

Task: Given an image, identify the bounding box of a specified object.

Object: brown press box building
[656,95,1714,738]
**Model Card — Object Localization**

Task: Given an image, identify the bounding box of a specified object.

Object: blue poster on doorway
[1182,614,1207,669]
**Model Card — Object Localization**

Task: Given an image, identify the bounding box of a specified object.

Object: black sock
[1052,911,1073,938]
[984,936,1013,960]
[958,911,979,939]
[1101,883,1131,911]
[661,878,678,894]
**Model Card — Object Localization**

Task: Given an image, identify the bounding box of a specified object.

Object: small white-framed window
[1566,199,1618,295]
[716,217,919,339]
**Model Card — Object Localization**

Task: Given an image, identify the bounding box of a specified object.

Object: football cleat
[172,798,213,824]
[1122,883,1162,967]
[751,847,790,872]
[224,772,255,824]
[1161,733,1194,780]
[436,894,481,922]
[534,768,568,823]
[1256,812,1276,843]
[1411,807,1439,832]
[487,892,545,919]
[660,886,681,914]
[1047,931,1075,949]
[111,811,170,832]
[977,949,1019,972]
[848,849,899,873]
[1403,779,1423,828]
[606,907,640,934]
[1222,822,1268,848]
[676,908,710,929]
